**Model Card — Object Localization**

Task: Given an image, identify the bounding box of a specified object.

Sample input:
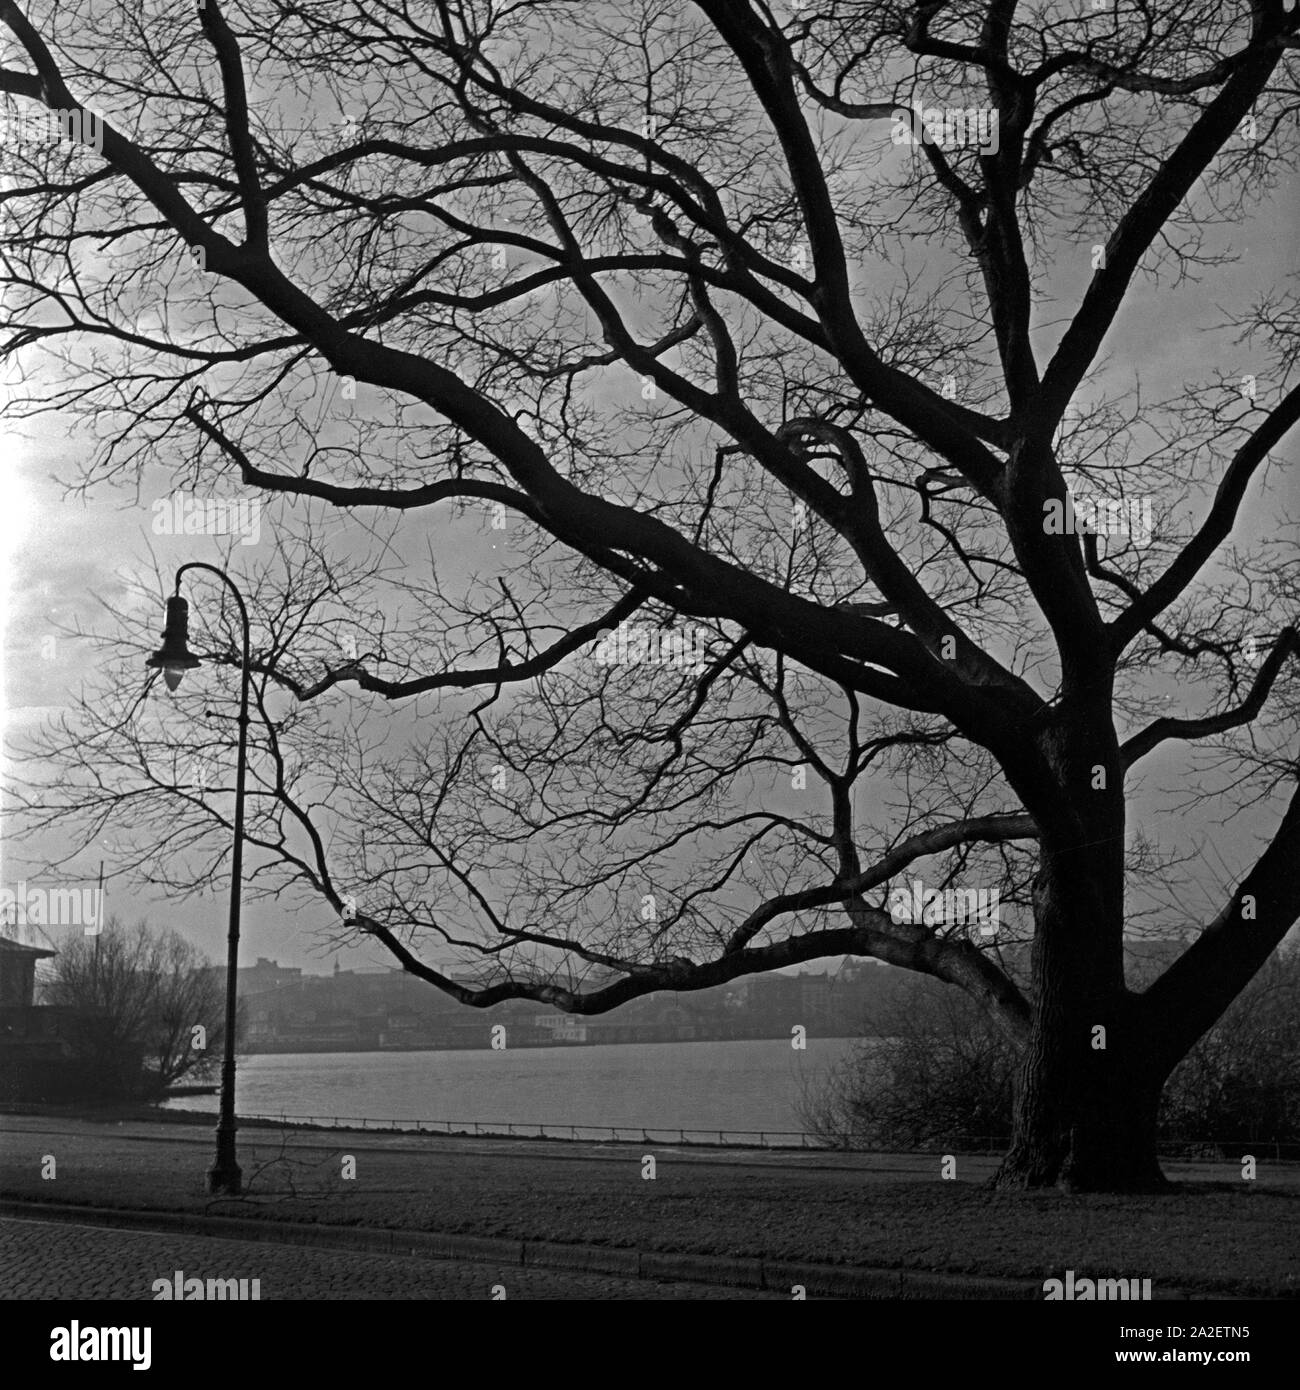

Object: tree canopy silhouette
[4,0,1299,1189]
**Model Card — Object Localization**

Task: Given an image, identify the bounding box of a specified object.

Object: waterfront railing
[216,1111,1300,1161]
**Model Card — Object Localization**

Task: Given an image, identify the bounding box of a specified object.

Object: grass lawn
[2,1115,1295,1297]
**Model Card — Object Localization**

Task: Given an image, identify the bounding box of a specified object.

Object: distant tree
[45,918,226,1098]
[1161,950,1300,1149]
[799,978,1019,1149]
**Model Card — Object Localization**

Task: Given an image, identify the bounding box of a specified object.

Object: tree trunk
[995,1041,1169,1192]
[993,805,1170,1192]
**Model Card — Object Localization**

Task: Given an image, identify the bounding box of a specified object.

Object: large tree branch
[251,591,650,703]
[694,0,1009,502]
[1036,7,1296,430]
[721,811,1037,956]
[183,403,541,516]
[777,417,1035,701]
[1142,776,1300,1072]
[349,902,1030,1042]
[1109,383,1300,651]
[841,813,1039,897]
[197,0,267,249]
[0,1,235,260]
[1121,628,1299,767]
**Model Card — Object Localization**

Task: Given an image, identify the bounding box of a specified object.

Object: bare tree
[4,0,1299,1189]
[44,918,227,1096]
[799,979,1020,1150]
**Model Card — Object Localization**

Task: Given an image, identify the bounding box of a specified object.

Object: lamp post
[146,564,250,1197]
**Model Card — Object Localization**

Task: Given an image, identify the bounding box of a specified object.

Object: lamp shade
[146,595,202,690]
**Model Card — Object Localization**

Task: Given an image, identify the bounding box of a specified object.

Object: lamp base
[207,1161,243,1196]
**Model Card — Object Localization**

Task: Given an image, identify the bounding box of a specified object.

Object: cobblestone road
[0,1217,784,1300]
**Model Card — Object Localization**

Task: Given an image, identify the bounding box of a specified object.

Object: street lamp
[147,564,250,1197]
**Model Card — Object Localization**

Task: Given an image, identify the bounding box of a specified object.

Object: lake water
[160,1037,860,1137]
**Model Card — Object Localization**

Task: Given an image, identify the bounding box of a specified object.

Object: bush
[801,951,1300,1151]
[1160,951,1300,1147]
[799,979,1017,1149]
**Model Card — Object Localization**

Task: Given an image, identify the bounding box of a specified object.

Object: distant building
[0,937,54,1009]
[237,957,304,995]
[535,1014,588,1043]
[0,938,88,1101]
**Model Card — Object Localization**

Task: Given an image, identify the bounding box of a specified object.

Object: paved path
[0,1216,785,1300]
